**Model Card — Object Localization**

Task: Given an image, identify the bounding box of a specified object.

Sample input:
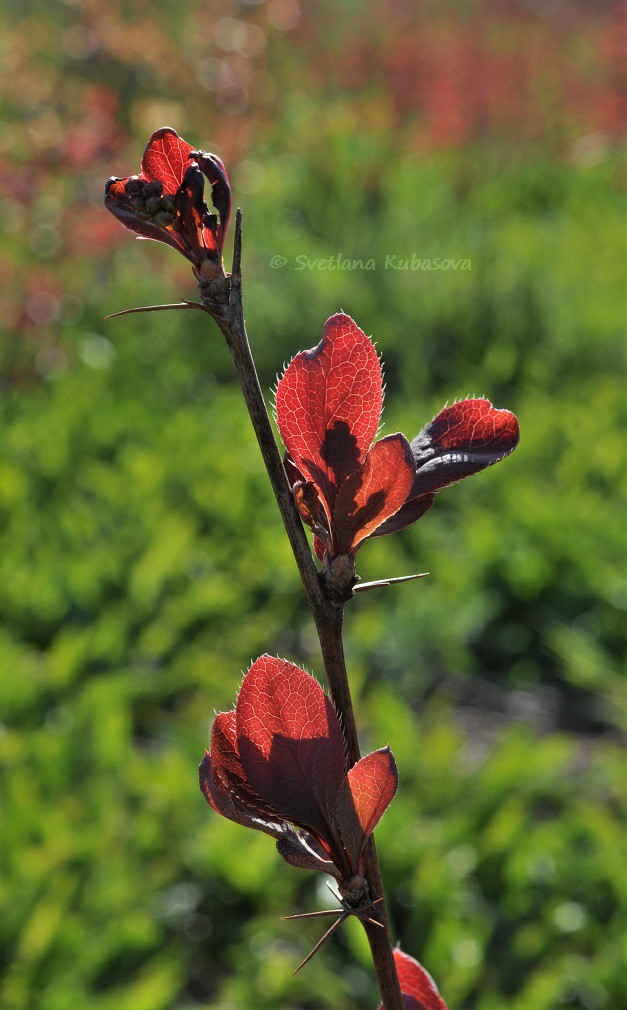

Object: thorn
[105,301,209,320]
[281,909,343,920]
[286,891,385,973]
[353,573,429,594]
[291,913,348,975]
[232,208,243,277]
[325,880,343,903]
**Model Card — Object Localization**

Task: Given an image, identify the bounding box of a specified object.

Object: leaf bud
[152,210,175,227]
[124,176,144,195]
[339,875,368,906]
[145,195,162,214]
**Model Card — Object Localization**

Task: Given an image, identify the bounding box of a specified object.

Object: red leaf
[210,711,243,783]
[335,747,398,870]
[332,433,415,554]
[395,949,448,1010]
[235,656,348,862]
[276,313,383,517]
[377,949,448,1010]
[141,127,195,194]
[210,711,274,813]
[410,398,519,496]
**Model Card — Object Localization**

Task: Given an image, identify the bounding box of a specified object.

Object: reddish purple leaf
[200,655,399,891]
[235,656,348,861]
[335,747,398,869]
[210,711,244,785]
[410,398,519,496]
[276,313,384,517]
[332,433,416,554]
[377,948,448,1010]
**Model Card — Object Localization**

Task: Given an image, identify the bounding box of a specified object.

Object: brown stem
[201,210,404,1010]
[320,610,404,1008]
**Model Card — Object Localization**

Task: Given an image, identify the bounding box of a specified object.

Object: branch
[203,210,405,1010]
[210,211,330,626]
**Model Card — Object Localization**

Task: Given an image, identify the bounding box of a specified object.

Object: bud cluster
[124,176,176,228]
[104,128,231,280]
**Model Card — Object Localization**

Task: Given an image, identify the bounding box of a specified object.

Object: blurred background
[0,1,624,1008]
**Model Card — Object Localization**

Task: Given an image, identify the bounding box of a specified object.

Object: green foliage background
[0,2,624,1008]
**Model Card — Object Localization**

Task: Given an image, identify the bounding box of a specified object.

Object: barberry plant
[105,128,519,1009]
[276,311,518,586]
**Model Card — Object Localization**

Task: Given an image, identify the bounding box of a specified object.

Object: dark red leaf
[198,750,285,840]
[235,656,348,859]
[276,834,339,875]
[173,163,209,260]
[410,398,519,496]
[275,313,383,517]
[293,481,330,540]
[370,492,435,538]
[377,949,448,1010]
[192,150,231,251]
[332,434,415,554]
[335,747,398,870]
[141,127,195,194]
[313,533,327,561]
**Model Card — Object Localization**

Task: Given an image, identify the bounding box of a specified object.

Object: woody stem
[203,209,404,1010]
[320,608,404,1008]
